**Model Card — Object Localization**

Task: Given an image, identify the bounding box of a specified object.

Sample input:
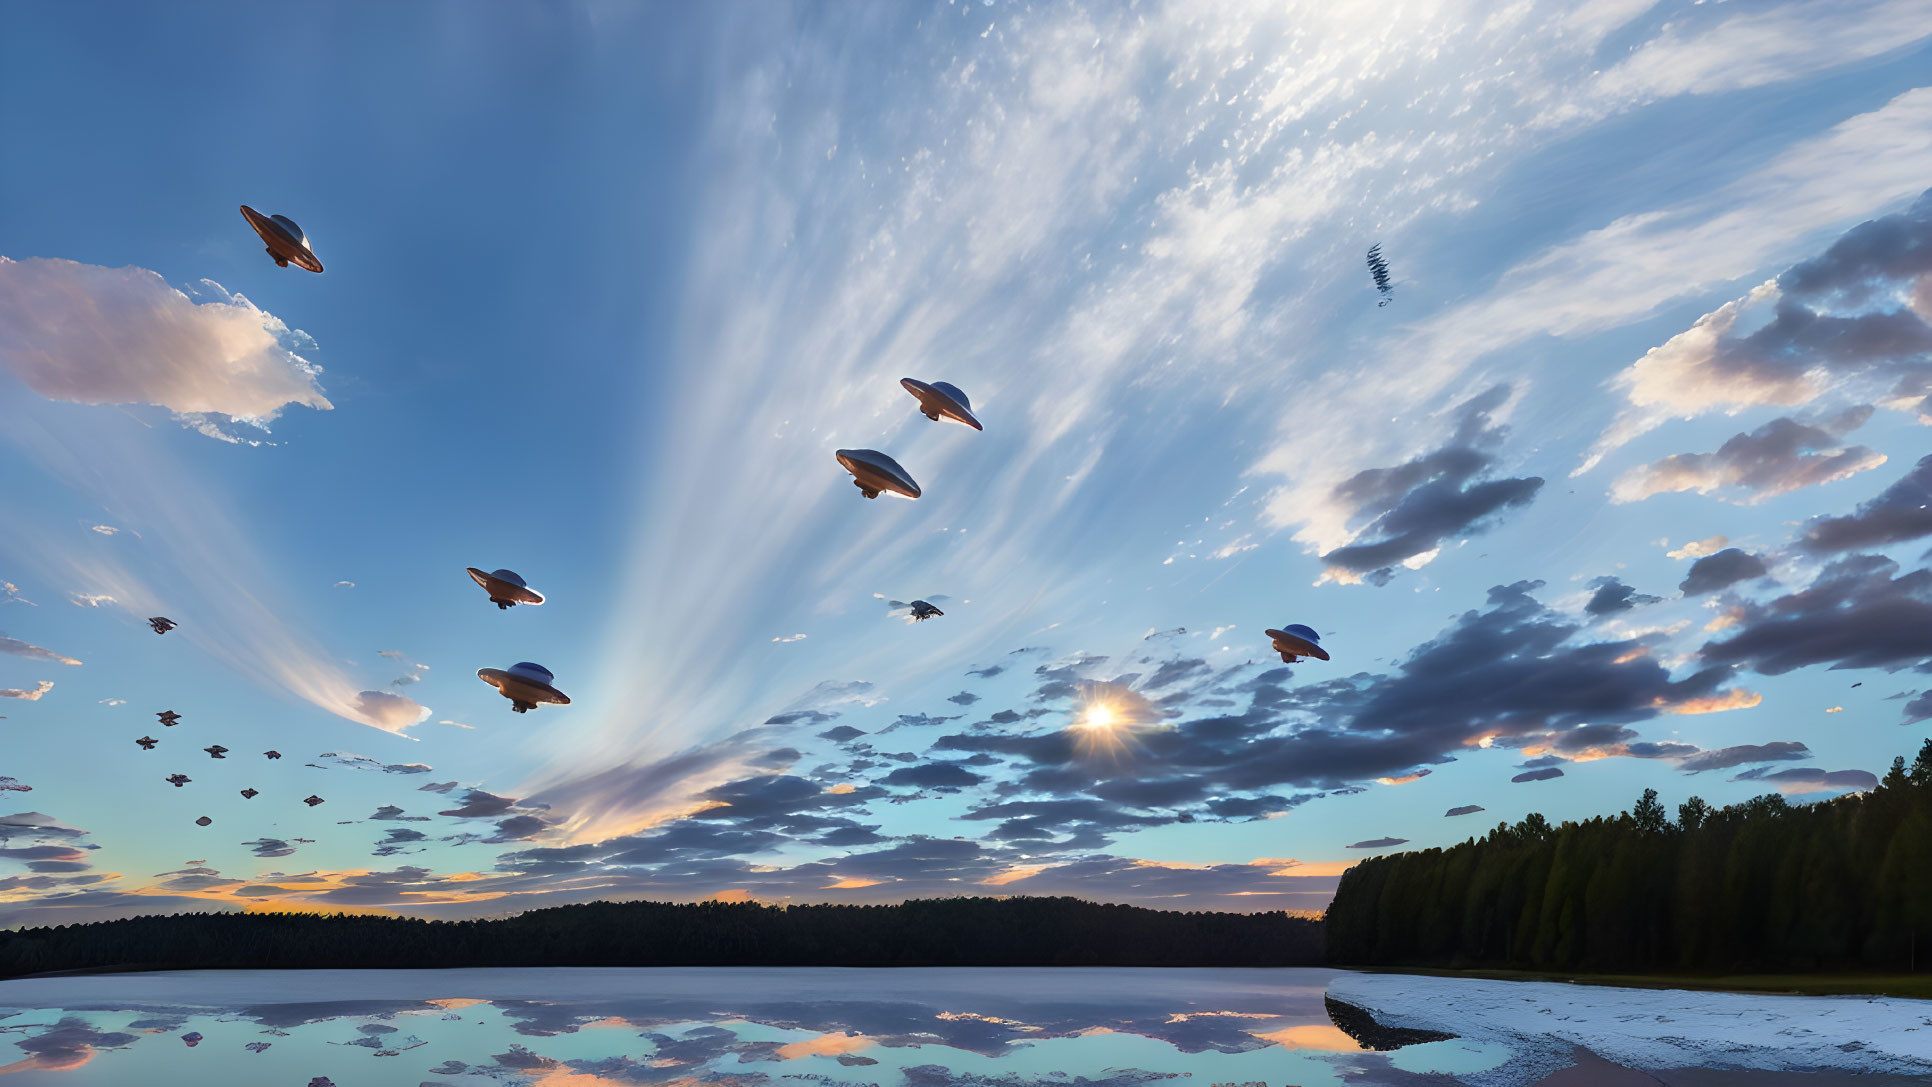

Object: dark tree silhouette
[0,897,1323,979]
[1326,740,1932,975]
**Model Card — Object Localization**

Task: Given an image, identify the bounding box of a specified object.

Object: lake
[0,967,1926,1085]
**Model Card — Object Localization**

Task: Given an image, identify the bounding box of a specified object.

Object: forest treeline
[0,895,1323,978]
[1327,740,1932,974]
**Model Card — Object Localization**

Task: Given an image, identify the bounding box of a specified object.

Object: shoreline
[1342,963,1932,1001]
[1328,971,1932,1080]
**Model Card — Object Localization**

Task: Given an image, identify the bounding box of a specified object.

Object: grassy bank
[1349,964,1932,1000]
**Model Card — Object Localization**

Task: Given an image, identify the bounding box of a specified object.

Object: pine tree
[1676,795,1711,832]
[1631,788,1669,834]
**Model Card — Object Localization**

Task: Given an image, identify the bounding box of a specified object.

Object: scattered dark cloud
[1677,741,1811,773]
[1142,658,1211,691]
[1347,838,1408,849]
[369,805,430,822]
[1445,805,1485,817]
[878,713,960,734]
[1678,548,1769,595]
[437,789,520,819]
[1612,409,1884,505]
[881,763,988,792]
[1320,386,1544,585]
[1600,189,1932,443]
[148,866,243,894]
[947,691,981,706]
[315,751,432,775]
[1903,691,1932,725]
[1701,554,1932,675]
[9,1017,137,1069]
[1799,454,1932,554]
[374,828,429,857]
[767,710,836,726]
[915,579,1749,851]
[1585,576,1660,616]
[1511,767,1564,783]
[1731,766,1880,795]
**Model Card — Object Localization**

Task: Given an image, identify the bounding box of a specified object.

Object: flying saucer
[193,817,211,828]
[901,378,984,431]
[477,661,571,714]
[157,710,181,726]
[1265,624,1330,664]
[302,795,325,807]
[149,617,177,635]
[166,774,191,788]
[239,205,323,273]
[240,788,259,799]
[467,567,544,610]
[136,736,158,750]
[183,1031,205,1044]
[836,449,921,500]
[204,745,228,759]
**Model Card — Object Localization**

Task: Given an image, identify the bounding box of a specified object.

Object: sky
[1,0,1930,926]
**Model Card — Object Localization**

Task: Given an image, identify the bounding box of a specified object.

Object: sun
[1077,703,1119,732]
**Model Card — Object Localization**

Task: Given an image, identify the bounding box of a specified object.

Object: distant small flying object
[166,774,191,788]
[157,710,182,726]
[149,617,177,635]
[1852,682,1863,688]
[264,750,282,760]
[1366,244,1394,306]
[240,788,259,799]
[182,1031,204,1045]
[1265,624,1331,664]
[836,448,921,500]
[883,595,949,622]
[239,205,323,273]
[136,736,158,750]
[901,378,984,431]
[302,795,325,807]
[204,745,228,759]
[467,567,545,610]
[310,1078,337,1087]
[477,661,571,714]
[193,817,212,828]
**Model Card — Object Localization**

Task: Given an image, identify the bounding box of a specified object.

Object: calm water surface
[0,967,1510,1086]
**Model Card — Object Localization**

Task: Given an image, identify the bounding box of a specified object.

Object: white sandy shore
[1328,972,1932,1079]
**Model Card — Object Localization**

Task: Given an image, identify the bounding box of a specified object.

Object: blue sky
[2,0,1930,924]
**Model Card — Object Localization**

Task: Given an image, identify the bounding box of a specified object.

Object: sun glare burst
[1068,683,1163,762]
[1077,703,1119,731]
